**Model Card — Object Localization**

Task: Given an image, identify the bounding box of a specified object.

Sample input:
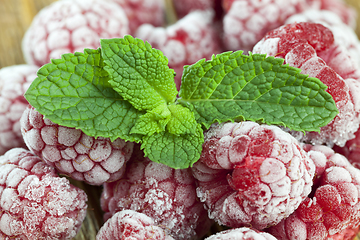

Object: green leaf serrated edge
[178,51,339,132]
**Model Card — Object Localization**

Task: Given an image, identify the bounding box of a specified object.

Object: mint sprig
[178,51,338,132]
[24,36,338,169]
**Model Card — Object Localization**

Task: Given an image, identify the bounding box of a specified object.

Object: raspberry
[285,9,360,73]
[0,64,38,155]
[0,148,87,239]
[135,10,222,90]
[110,0,165,33]
[20,105,134,186]
[204,227,277,240]
[96,210,175,240]
[191,121,315,230]
[100,152,212,240]
[267,144,360,239]
[252,22,360,147]
[22,0,129,67]
[222,0,310,52]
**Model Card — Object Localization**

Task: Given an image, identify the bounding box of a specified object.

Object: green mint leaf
[167,104,198,135]
[178,51,339,132]
[141,124,204,169]
[130,104,171,135]
[100,36,178,111]
[24,48,143,142]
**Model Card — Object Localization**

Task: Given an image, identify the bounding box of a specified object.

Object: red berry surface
[20,106,134,186]
[135,10,222,90]
[96,210,175,240]
[109,0,165,33]
[253,22,360,147]
[267,144,360,239]
[204,227,277,240]
[22,0,129,67]
[0,65,38,155]
[285,9,360,71]
[191,121,315,230]
[0,148,87,239]
[100,152,212,240]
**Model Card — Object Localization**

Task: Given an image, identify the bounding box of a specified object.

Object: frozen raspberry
[22,0,129,67]
[285,9,360,71]
[253,22,360,147]
[96,210,175,240]
[267,144,360,239]
[109,0,165,33]
[100,153,212,240]
[0,148,87,239]
[0,64,38,155]
[135,10,222,90]
[20,105,134,186]
[191,121,315,230]
[327,225,360,240]
[222,0,312,52]
[204,227,277,240]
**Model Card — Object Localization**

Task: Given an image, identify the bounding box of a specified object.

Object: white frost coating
[72,155,95,172]
[204,227,277,240]
[253,38,280,56]
[145,162,173,181]
[22,0,130,66]
[325,166,353,183]
[269,177,291,197]
[259,158,286,183]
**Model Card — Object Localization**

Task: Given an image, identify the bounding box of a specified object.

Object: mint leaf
[167,104,198,135]
[178,51,338,132]
[100,36,178,111]
[24,48,143,142]
[141,124,204,169]
[130,104,171,135]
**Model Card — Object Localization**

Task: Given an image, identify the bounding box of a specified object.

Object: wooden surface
[1,0,360,239]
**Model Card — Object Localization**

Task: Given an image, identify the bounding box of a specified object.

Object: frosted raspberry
[192,121,315,230]
[0,148,87,239]
[267,144,360,239]
[0,65,38,155]
[22,0,129,67]
[100,153,212,240]
[327,225,360,240]
[253,22,360,147]
[204,227,277,240]
[135,10,222,90]
[20,106,134,186]
[285,9,360,72]
[109,0,165,33]
[222,0,311,52]
[96,210,175,240]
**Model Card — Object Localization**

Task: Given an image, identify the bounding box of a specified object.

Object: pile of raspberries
[1,0,360,239]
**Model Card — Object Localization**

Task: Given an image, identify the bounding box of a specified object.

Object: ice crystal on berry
[20,106,134,186]
[192,121,315,229]
[96,210,175,240]
[204,227,277,240]
[0,65,38,155]
[22,0,129,67]
[101,152,212,240]
[267,144,360,239]
[0,148,87,239]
